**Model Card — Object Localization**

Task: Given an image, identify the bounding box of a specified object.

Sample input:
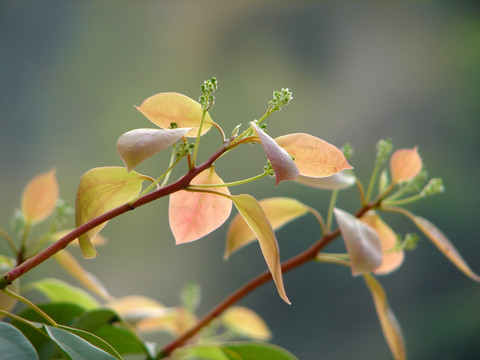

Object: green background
[1,2,479,359]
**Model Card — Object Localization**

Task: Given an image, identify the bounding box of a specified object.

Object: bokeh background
[1,1,479,359]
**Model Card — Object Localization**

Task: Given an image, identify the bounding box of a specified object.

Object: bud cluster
[268,88,293,113]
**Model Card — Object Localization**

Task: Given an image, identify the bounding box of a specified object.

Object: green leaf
[23,278,99,310]
[42,324,118,360]
[225,197,309,259]
[334,208,382,275]
[117,127,192,171]
[75,166,152,258]
[0,322,39,360]
[73,308,152,357]
[363,274,406,360]
[135,92,215,137]
[229,194,290,304]
[169,167,232,244]
[172,342,299,360]
[221,306,272,340]
[251,123,299,185]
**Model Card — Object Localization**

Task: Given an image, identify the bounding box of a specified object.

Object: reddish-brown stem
[0,141,231,289]
[158,200,379,358]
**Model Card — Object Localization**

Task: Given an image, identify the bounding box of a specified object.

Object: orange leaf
[275,133,352,178]
[361,212,404,275]
[225,197,309,259]
[117,127,192,171]
[364,274,406,360]
[251,123,299,185]
[135,92,214,137]
[21,169,59,224]
[76,167,152,258]
[229,194,290,304]
[390,146,422,183]
[221,306,272,340]
[169,168,232,244]
[334,208,382,275]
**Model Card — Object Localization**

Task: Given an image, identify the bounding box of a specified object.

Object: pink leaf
[334,208,382,275]
[135,92,214,137]
[117,128,192,171]
[275,133,352,177]
[251,123,299,185]
[390,146,422,183]
[294,171,356,190]
[169,168,232,244]
[361,212,404,275]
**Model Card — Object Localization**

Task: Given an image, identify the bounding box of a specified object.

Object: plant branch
[0,141,232,289]
[158,199,380,358]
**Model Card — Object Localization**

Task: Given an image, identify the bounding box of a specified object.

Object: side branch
[0,141,231,289]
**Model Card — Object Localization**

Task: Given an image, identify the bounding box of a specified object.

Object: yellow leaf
[169,168,232,244]
[275,133,352,178]
[75,167,152,258]
[361,212,404,275]
[229,194,290,304]
[135,92,215,137]
[53,250,112,300]
[221,306,272,340]
[225,197,309,259]
[21,169,59,224]
[364,274,406,360]
[390,147,422,183]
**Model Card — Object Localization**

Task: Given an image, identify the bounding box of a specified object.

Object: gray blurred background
[1,1,479,359]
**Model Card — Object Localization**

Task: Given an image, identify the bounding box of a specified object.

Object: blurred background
[1,1,479,359]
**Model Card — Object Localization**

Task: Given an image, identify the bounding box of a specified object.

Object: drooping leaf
[229,194,290,304]
[0,322,39,360]
[23,278,99,310]
[75,166,152,258]
[364,274,406,360]
[169,167,232,244]
[52,230,107,247]
[221,306,272,340]
[172,342,299,360]
[117,127,192,171]
[397,209,480,282]
[334,208,382,275]
[21,169,59,224]
[53,250,112,300]
[275,133,352,177]
[42,325,117,360]
[390,146,422,183]
[225,197,309,259]
[360,212,404,275]
[107,295,167,324]
[294,171,356,190]
[251,123,299,185]
[135,92,214,137]
[57,325,123,360]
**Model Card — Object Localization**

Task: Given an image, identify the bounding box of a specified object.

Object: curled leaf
[334,208,382,275]
[361,212,404,275]
[398,209,480,282]
[275,133,352,177]
[225,197,309,259]
[229,194,290,304]
[364,274,406,360]
[76,167,152,258]
[135,92,214,137]
[221,306,272,340]
[251,123,299,185]
[390,146,422,183]
[117,128,192,171]
[21,169,59,224]
[169,167,232,244]
[294,171,356,190]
